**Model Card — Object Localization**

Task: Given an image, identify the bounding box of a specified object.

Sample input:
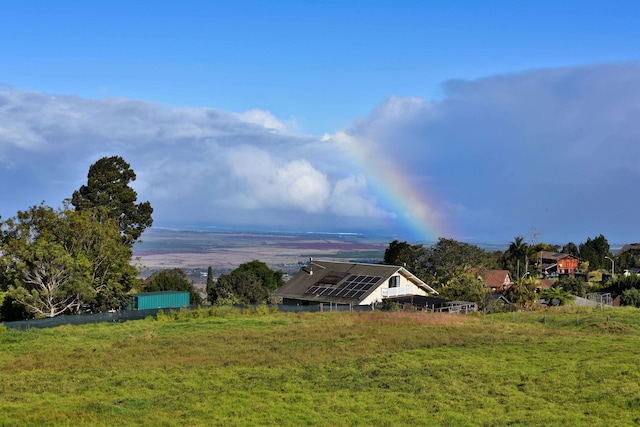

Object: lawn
[1,307,639,426]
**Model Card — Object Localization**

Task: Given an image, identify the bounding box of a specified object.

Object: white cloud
[234,109,290,133]
[329,175,392,218]
[3,61,640,242]
[0,87,386,231]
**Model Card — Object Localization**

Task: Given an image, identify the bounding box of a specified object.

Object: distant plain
[133,228,390,274]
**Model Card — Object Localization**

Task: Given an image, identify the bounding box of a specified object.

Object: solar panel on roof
[304,275,382,299]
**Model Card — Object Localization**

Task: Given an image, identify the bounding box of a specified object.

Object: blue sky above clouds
[2,1,640,245]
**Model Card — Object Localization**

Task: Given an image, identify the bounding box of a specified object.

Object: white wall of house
[360,272,429,305]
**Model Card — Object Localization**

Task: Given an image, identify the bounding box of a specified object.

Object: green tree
[603,274,640,299]
[556,275,586,297]
[504,236,528,278]
[504,279,537,310]
[426,238,492,287]
[382,238,494,288]
[0,295,31,321]
[205,266,214,296]
[212,270,266,305]
[8,238,94,317]
[541,286,575,306]
[61,208,138,311]
[616,251,639,271]
[620,288,640,308]
[234,260,284,292]
[438,274,487,309]
[71,156,153,245]
[382,240,429,280]
[143,268,202,305]
[2,206,93,317]
[207,274,236,305]
[562,242,579,257]
[579,235,610,271]
[208,261,283,305]
[0,204,138,318]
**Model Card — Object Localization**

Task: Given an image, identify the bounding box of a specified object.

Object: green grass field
[1,307,639,426]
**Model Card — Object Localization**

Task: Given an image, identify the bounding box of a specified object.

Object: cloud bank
[0,88,390,234]
[335,62,640,242]
[2,62,640,243]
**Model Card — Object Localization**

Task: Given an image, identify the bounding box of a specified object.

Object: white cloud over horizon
[2,61,640,244]
[0,86,392,233]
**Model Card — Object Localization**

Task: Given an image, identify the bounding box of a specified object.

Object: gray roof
[274,260,437,305]
[538,251,579,262]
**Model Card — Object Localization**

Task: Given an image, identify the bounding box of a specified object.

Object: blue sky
[2,1,640,245]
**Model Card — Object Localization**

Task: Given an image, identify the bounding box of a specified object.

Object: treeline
[382,235,640,309]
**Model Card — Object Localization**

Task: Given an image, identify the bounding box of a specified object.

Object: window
[389,275,400,288]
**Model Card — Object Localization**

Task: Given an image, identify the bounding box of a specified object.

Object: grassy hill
[1,307,639,426]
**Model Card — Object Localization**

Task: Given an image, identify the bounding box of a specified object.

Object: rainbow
[339,132,452,242]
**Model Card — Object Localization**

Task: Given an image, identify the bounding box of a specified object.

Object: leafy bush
[621,288,640,308]
[176,307,193,320]
[143,268,202,305]
[378,299,400,311]
[556,276,586,297]
[155,309,176,322]
[191,306,207,318]
[606,275,640,297]
[253,304,270,316]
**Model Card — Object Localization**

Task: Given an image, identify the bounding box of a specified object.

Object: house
[484,293,511,313]
[617,243,640,257]
[536,279,555,291]
[623,268,640,277]
[537,251,579,275]
[274,260,438,306]
[478,270,512,292]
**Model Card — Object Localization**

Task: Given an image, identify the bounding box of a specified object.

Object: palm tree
[508,236,528,278]
[541,286,575,306]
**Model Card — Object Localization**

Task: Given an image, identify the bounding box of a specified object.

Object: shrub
[621,288,640,308]
[556,276,587,297]
[192,306,207,319]
[378,299,400,311]
[155,309,176,322]
[253,304,270,316]
[175,307,192,320]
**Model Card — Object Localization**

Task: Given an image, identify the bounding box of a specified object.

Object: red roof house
[478,270,513,292]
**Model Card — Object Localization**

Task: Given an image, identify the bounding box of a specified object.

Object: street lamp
[605,256,615,277]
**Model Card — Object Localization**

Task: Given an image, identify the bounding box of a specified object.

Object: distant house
[617,243,640,257]
[623,268,640,277]
[274,260,438,306]
[484,293,511,313]
[478,270,512,292]
[538,251,579,275]
[536,279,555,291]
